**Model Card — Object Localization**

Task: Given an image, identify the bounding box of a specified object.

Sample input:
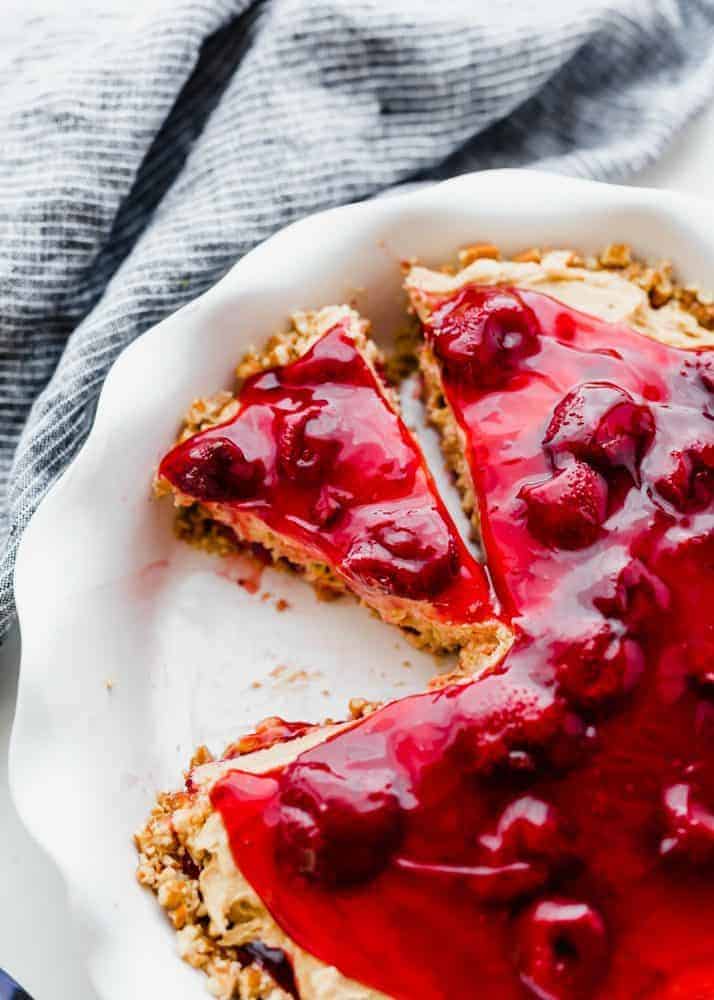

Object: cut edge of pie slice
[155,304,511,678]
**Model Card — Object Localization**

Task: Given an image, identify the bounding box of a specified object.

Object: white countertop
[1,101,713,999]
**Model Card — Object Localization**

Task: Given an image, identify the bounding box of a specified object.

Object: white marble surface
[1,101,714,999]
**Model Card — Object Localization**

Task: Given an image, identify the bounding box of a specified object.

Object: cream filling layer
[405,250,714,348]
[175,727,388,1000]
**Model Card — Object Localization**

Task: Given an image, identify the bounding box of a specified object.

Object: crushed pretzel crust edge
[437,241,714,330]
[136,724,391,1000]
[135,781,291,1000]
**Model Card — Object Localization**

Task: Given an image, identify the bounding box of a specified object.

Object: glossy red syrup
[160,324,495,622]
[223,717,316,758]
[209,290,714,999]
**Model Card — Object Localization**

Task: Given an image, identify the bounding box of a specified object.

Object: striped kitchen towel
[2,0,714,641]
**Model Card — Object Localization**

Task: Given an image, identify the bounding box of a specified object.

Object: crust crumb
[179,392,238,442]
[599,243,632,268]
[676,287,714,329]
[512,247,542,264]
[189,745,214,769]
[349,697,381,719]
[458,243,501,266]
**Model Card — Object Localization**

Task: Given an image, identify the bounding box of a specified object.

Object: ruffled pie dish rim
[10,169,714,1000]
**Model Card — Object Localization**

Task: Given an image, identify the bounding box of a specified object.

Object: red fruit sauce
[206,289,714,999]
[159,325,495,621]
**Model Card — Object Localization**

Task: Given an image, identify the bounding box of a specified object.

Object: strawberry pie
[138,246,714,1000]
[156,305,508,675]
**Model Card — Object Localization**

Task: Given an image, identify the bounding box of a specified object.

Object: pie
[138,245,714,1000]
[156,304,508,677]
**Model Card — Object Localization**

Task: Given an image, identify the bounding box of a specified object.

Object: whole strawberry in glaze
[555,624,644,708]
[343,507,458,599]
[595,558,671,632]
[481,796,568,860]
[654,440,714,512]
[277,405,339,485]
[428,287,540,387]
[545,382,654,480]
[160,436,264,502]
[405,798,572,906]
[275,760,403,887]
[466,796,573,902]
[519,461,608,550]
[517,897,608,1000]
[453,672,586,776]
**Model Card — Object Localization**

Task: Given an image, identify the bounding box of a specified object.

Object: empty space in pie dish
[9,169,714,1000]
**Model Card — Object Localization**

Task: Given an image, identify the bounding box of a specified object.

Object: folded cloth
[2,0,714,641]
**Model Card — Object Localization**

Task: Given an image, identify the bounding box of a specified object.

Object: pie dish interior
[10,170,714,1000]
[139,239,714,998]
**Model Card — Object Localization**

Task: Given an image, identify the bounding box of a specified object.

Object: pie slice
[398,247,714,996]
[404,246,714,622]
[136,718,383,1000]
[139,253,714,1000]
[156,306,508,675]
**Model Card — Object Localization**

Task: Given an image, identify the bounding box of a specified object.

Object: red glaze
[223,717,316,759]
[160,324,495,620]
[209,289,714,999]
[516,897,608,1000]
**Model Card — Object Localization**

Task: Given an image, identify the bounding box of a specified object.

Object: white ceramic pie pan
[10,168,714,1000]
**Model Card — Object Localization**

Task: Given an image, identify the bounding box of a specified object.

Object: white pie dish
[9,168,714,1000]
